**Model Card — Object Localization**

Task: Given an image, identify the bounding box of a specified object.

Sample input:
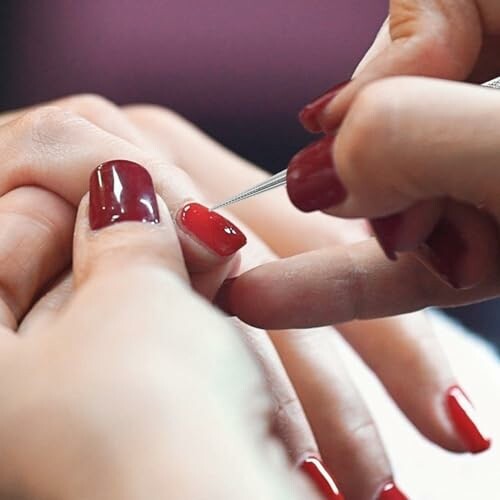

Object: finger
[0,186,74,329]
[325,78,500,218]
[216,238,500,329]
[0,107,246,297]
[311,0,483,133]
[40,167,313,500]
[18,272,73,334]
[123,104,369,253]
[126,104,483,458]
[270,326,405,500]
[339,313,491,454]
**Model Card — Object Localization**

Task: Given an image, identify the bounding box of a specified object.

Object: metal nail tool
[211,77,500,211]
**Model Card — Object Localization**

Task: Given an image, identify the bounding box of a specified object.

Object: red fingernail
[378,481,408,500]
[299,80,351,133]
[446,385,491,454]
[370,214,404,261]
[89,160,160,230]
[417,219,466,289]
[178,203,246,257]
[299,457,344,500]
[286,135,347,212]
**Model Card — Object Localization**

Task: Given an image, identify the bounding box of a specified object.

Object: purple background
[1,0,387,169]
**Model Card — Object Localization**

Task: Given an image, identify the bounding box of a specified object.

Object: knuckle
[125,103,182,127]
[63,93,119,121]
[17,105,87,149]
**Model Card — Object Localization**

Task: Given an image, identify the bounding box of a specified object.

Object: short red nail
[299,80,350,133]
[286,135,347,212]
[178,203,246,257]
[417,218,467,288]
[299,457,344,500]
[89,160,160,230]
[446,385,491,454]
[370,214,404,261]
[377,481,408,500]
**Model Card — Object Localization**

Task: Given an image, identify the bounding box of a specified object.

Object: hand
[0,96,491,500]
[0,163,309,500]
[298,0,500,134]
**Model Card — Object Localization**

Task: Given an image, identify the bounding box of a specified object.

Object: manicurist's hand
[0,164,310,500]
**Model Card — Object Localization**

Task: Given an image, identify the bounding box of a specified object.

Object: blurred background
[0,0,498,349]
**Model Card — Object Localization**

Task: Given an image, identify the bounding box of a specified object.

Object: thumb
[73,160,189,292]
[301,0,482,133]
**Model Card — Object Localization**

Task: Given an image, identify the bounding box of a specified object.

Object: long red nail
[89,160,160,230]
[417,218,466,289]
[446,385,491,454]
[370,214,404,261]
[178,203,246,256]
[299,80,350,133]
[378,481,408,500]
[299,457,344,500]
[287,136,347,212]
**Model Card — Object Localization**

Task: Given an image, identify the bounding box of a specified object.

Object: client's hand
[0,167,309,500]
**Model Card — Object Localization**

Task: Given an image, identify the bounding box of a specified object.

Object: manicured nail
[286,135,347,212]
[299,80,351,133]
[89,160,160,230]
[377,481,408,500]
[416,218,467,289]
[446,385,491,454]
[178,203,247,256]
[299,457,344,500]
[370,214,404,261]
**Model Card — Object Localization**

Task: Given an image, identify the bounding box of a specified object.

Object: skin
[223,0,500,328]
[0,95,476,499]
[0,192,312,499]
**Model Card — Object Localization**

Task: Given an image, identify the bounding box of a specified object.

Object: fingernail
[89,160,160,230]
[299,80,351,133]
[299,457,344,500]
[416,218,466,289]
[377,481,408,500]
[286,135,347,212]
[214,278,236,315]
[446,385,491,454]
[178,203,247,256]
[370,214,404,261]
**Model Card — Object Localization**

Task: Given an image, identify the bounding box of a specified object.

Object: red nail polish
[446,385,491,454]
[287,136,347,212]
[370,214,404,261]
[178,203,247,257]
[417,219,466,289]
[378,481,408,500]
[89,160,160,230]
[299,457,344,500]
[299,80,350,133]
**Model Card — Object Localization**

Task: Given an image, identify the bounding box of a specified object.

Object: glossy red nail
[370,214,404,261]
[178,203,246,256]
[446,385,491,454]
[299,457,344,500]
[299,80,350,133]
[287,135,347,212]
[89,160,160,230]
[417,218,467,289]
[378,481,408,500]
